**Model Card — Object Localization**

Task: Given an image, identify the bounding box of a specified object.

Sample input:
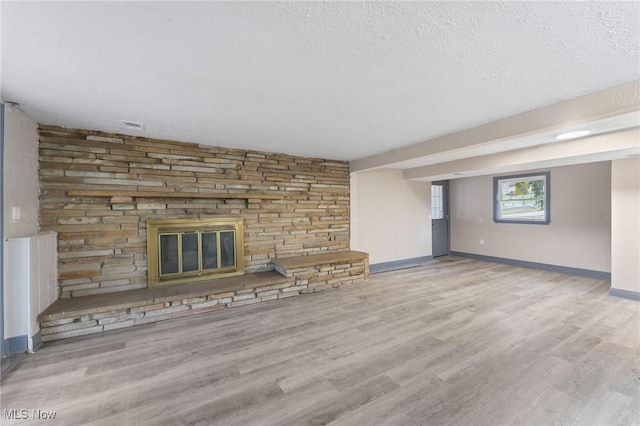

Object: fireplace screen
[147,218,244,287]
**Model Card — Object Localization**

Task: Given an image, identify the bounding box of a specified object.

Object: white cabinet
[4,232,58,352]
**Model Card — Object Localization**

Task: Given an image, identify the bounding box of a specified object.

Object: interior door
[431,181,449,257]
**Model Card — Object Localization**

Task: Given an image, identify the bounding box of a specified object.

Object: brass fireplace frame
[146,217,244,287]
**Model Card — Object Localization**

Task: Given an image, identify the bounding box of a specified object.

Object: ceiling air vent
[122,120,145,131]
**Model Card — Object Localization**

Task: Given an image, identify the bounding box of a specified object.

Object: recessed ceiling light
[122,120,145,131]
[555,130,591,140]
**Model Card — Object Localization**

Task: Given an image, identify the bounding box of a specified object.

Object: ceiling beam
[350,80,640,172]
[403,127,640,181]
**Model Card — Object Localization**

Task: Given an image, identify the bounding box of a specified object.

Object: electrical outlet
[479,239,484,245]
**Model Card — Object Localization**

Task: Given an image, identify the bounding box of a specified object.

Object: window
[493,172,550,224]
[431,184,444,219]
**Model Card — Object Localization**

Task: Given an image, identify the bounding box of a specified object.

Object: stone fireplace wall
[38,125,350,298]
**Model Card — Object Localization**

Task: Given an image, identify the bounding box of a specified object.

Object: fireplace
[146,217,244,287]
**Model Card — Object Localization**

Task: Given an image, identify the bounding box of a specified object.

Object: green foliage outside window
[493,172,550,224]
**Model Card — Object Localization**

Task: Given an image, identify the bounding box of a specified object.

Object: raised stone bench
[273,250,369,293]
[38,271,295,342]
[38,250,370,343]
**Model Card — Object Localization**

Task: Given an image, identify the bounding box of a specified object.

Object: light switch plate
[11,206,21,222]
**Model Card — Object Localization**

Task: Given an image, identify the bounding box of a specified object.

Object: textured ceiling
[2,1,639,162]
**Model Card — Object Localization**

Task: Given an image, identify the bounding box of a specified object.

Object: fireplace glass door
[147,218,244,287]
[158,230,236,278]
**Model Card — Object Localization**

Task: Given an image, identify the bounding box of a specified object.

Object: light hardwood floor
[2,257,639,425]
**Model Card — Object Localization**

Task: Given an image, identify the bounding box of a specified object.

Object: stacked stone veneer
[40,275,294,342]
[38,125,350,298]
[274,254,369,293]
[39,252,369,341]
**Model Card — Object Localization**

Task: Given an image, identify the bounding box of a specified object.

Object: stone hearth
[38,251,369,341]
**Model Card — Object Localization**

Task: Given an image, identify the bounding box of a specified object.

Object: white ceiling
[2,1,639,174]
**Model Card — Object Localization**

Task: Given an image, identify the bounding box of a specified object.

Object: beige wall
[611,158,640,293]
[450,162,611,273]
[3,105,39,239]
[351,168,431,265]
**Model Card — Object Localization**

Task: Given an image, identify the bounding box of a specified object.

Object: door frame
[1,103,5,358]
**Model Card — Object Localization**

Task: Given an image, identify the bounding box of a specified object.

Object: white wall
[611,158,640,294]
[3,105,39,239]
[351,168,430,265]
[2,105,40,350]
[450,162,611,273]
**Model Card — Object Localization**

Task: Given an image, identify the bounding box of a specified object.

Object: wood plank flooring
[2,256,639,425]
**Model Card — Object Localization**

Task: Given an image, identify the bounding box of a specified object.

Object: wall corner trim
[31,331,43,352]
[450,251,611,280]
[609,288,640,301]
[370,256,432,274]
